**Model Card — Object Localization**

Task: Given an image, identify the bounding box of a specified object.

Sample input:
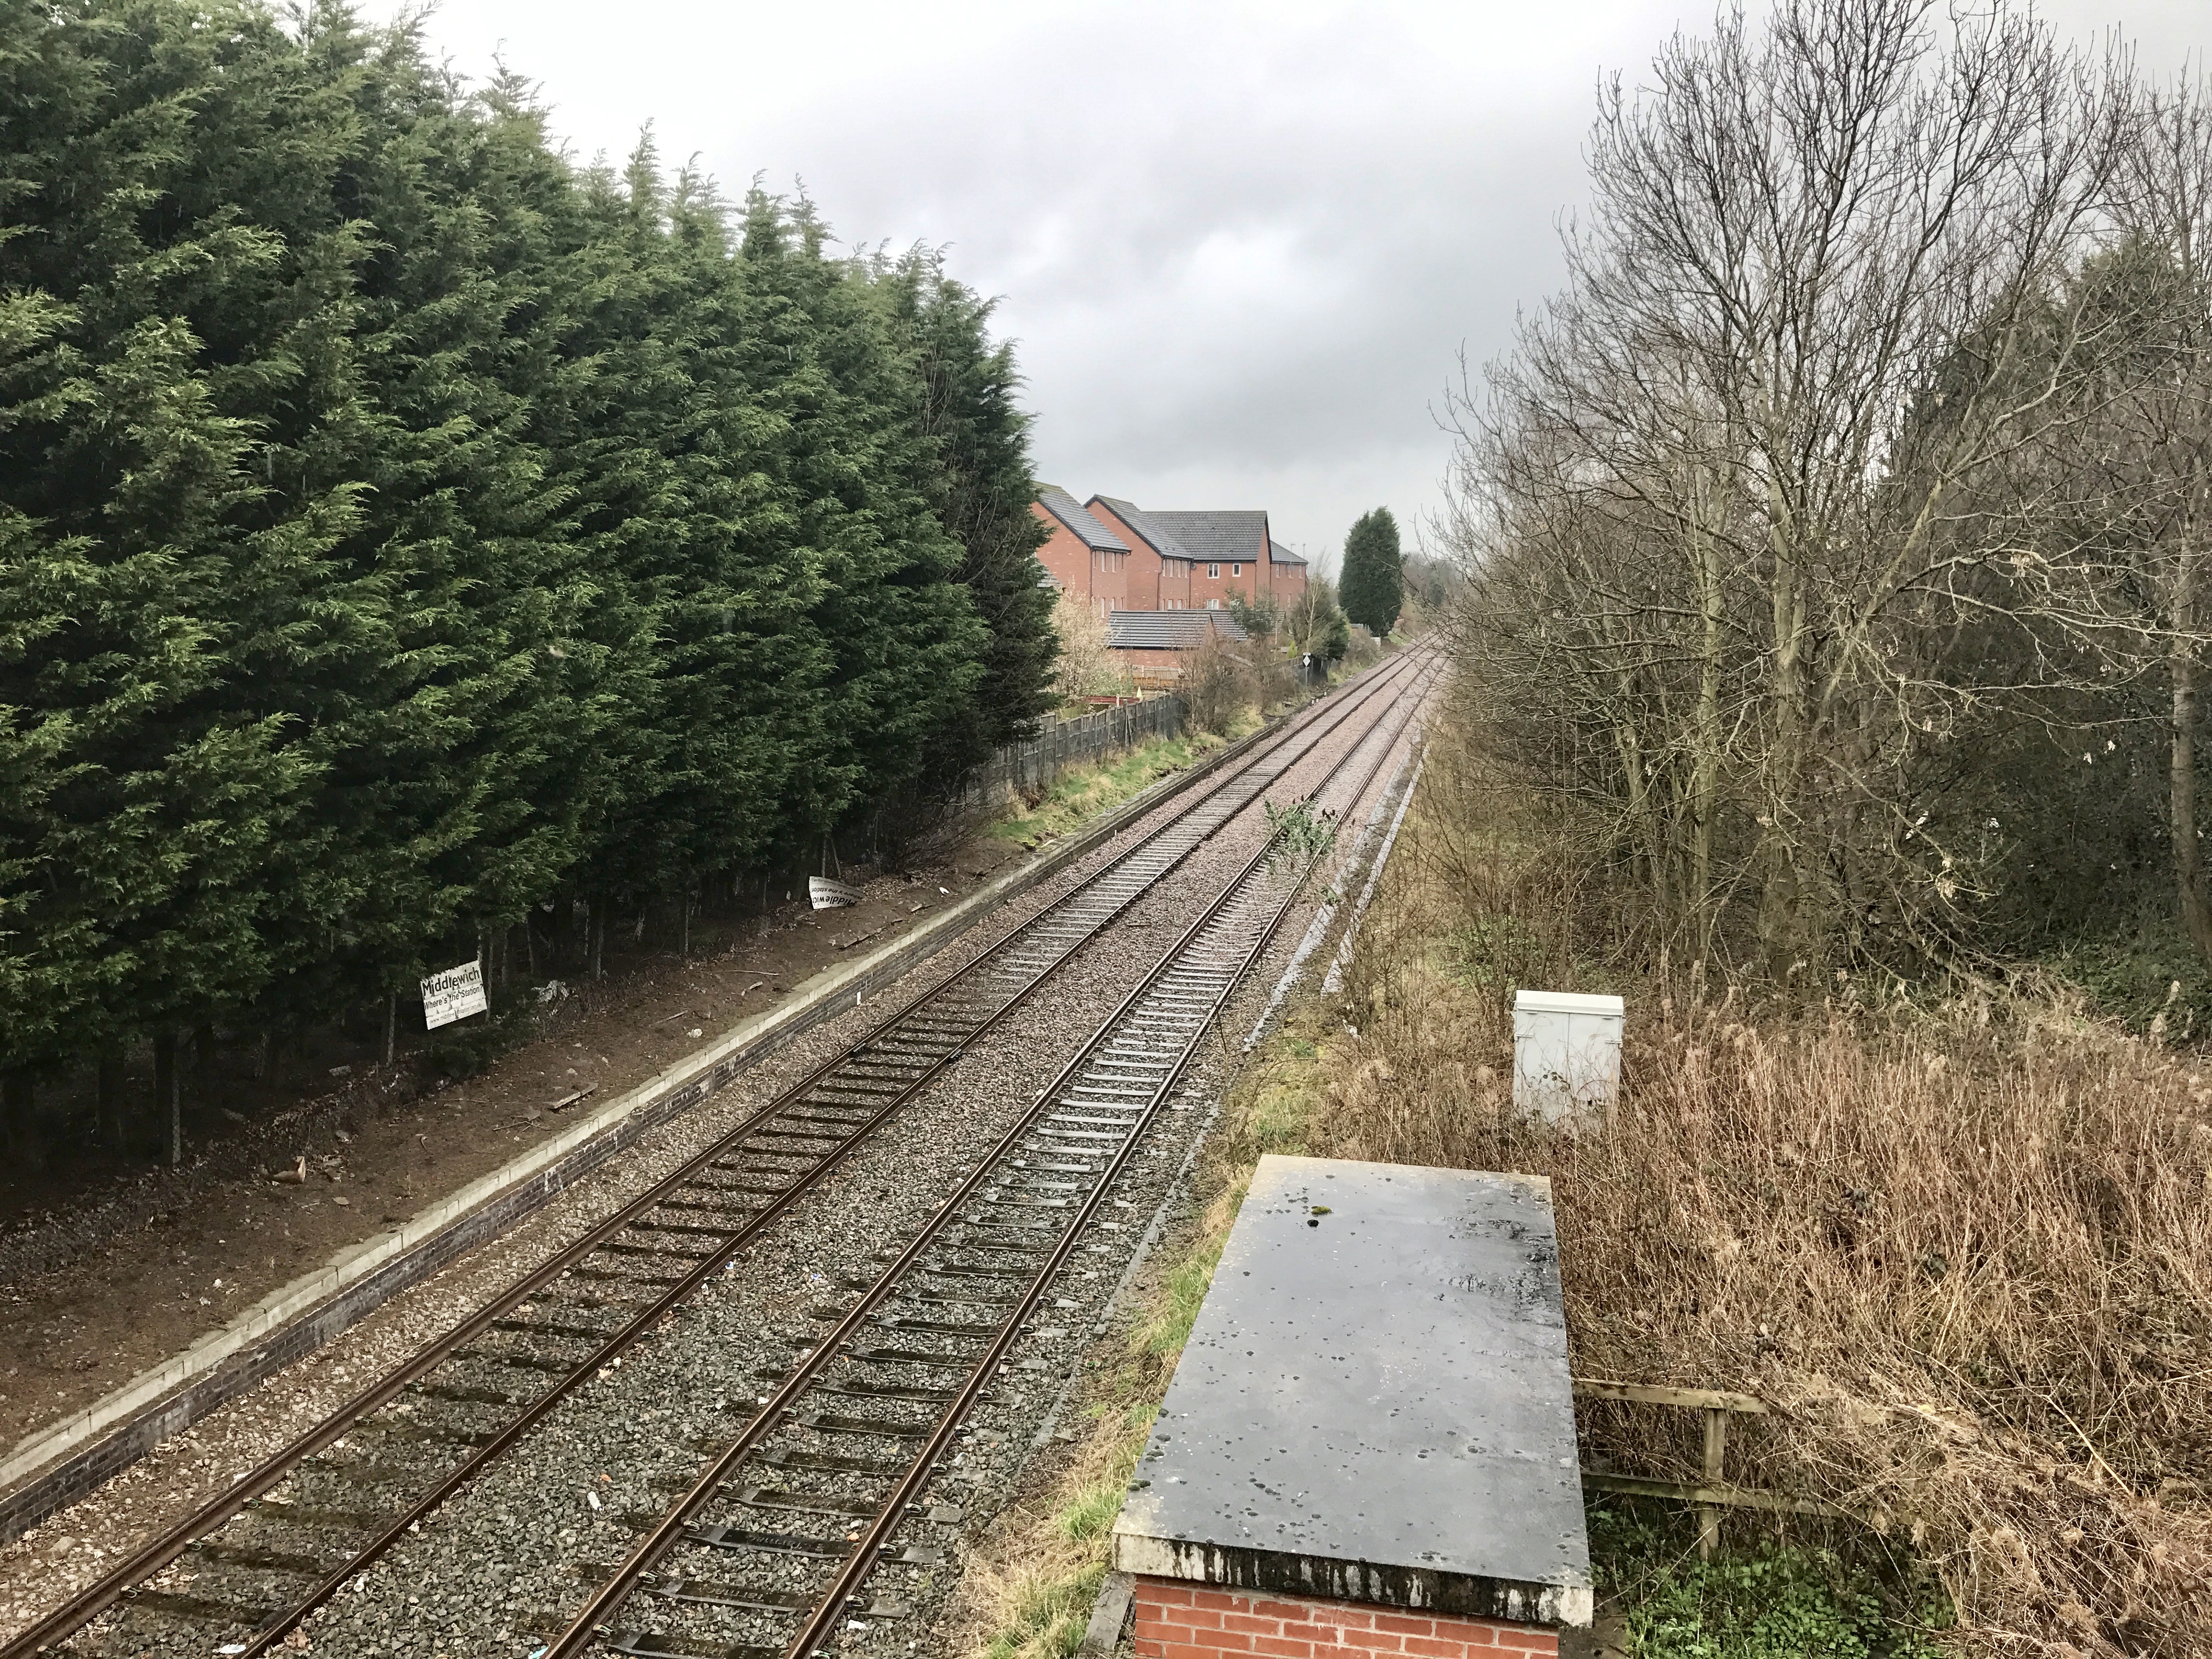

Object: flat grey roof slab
[1110,1155,1592,1627]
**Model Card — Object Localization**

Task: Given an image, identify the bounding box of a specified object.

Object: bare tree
[1442,0,2134,973]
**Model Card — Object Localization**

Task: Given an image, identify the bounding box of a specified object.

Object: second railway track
[8,651,1435,1659]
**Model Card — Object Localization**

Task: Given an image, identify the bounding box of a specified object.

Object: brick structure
[1088,496,1308,615]
[1133,1582,1560,1658]
[1268,531,1308,606]
[1087,495,1194,610]
[1106,609,1249,684]
[1064,493,1308,622]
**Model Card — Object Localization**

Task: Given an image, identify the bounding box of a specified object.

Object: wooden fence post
[1699,1407,1727,1559]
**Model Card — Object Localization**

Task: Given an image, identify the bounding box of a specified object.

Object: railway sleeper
[603,1628,780,1659]
[408,1381,532,1407]
[646,1578,911,1620]
[810,1379,960,1402]
[115,1588,270,1625]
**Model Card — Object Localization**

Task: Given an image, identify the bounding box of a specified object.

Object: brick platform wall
[1133,1578,1561,1658]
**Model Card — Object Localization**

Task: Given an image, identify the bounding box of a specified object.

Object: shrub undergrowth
[1294,710,2212,1656]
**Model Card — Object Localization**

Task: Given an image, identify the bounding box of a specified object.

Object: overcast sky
[376,0,2212,577]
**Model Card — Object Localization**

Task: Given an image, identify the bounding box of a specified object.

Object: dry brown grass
[1294,720,2212,1657]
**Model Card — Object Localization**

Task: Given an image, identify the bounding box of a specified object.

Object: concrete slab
[1110,1154,1592,1627]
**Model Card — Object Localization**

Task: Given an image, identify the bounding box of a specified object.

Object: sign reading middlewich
[421,959,489,1030]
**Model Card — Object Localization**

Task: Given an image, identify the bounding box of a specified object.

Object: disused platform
[1111,1154,1592,1639]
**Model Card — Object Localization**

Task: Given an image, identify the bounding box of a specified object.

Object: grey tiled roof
[1106,610,1250,650]
[1088,496,1197,563]
[1143,510,1270,566]
[1036,487,1129,552]
[1267,537,1307,566]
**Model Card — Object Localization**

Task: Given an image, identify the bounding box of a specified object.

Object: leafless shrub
[1049,592,1130,704]
[1431,0,2212,976]
[1242,639,1298,710]
[1180,635,1255,735]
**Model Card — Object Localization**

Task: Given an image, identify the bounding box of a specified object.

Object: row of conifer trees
[0,1,1060,1112]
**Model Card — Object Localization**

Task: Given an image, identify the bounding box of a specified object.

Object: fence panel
[960,696,1184,808]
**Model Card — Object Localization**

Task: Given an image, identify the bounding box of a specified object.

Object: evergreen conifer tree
[876,249,1057,763]
[0,0,1059,1145]
[1339,507,1403,636]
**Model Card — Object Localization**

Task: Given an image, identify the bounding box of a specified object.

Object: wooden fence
[962,696,1184,805]
[1574,1376,1844,1558]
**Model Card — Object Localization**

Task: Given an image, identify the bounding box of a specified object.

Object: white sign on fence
[421,958,489,1030]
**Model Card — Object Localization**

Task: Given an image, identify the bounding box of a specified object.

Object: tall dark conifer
[0,0,1058,1139]
[877,249,1057,763]
[1339,507,1404,636]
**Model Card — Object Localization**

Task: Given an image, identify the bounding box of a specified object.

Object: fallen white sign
[421,958,489,1030]
[809,876,861,910]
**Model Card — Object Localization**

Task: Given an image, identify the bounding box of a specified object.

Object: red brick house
[1031,487,1131,618]
[1086,497,1307,614]
[1085,496,1189,610]
[1267,533,1309,606]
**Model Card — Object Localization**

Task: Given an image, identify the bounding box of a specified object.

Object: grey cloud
[392,0,2212,561]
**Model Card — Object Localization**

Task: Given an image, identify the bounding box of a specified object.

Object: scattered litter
[687,1027,703,1039]
[938,885,949,894]
[274,1156,308,1185]
[743,981,765,996]
[585,1489,602,1512]
[535,979,571,1006]
[326,1066,351,1080]
[332,1195,349,1207]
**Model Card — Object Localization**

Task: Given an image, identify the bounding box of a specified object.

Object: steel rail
[3,650,1424,1659]
[543,658,1438,1659]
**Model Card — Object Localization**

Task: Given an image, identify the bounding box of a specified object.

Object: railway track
[7,650,1431,1659]
[551,660,1435,1659]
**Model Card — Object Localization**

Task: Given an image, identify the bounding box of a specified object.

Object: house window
[1231,563,1242,576]
[1207,563,1221,579]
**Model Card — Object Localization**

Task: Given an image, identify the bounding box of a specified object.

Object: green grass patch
[969,1404,1157,1658]
[991,726,1233,850]
[977,1564,1104,1659]
[1590,1500,1950,1659]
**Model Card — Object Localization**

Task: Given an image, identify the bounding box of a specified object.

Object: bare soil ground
[0,826,1031,1458]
